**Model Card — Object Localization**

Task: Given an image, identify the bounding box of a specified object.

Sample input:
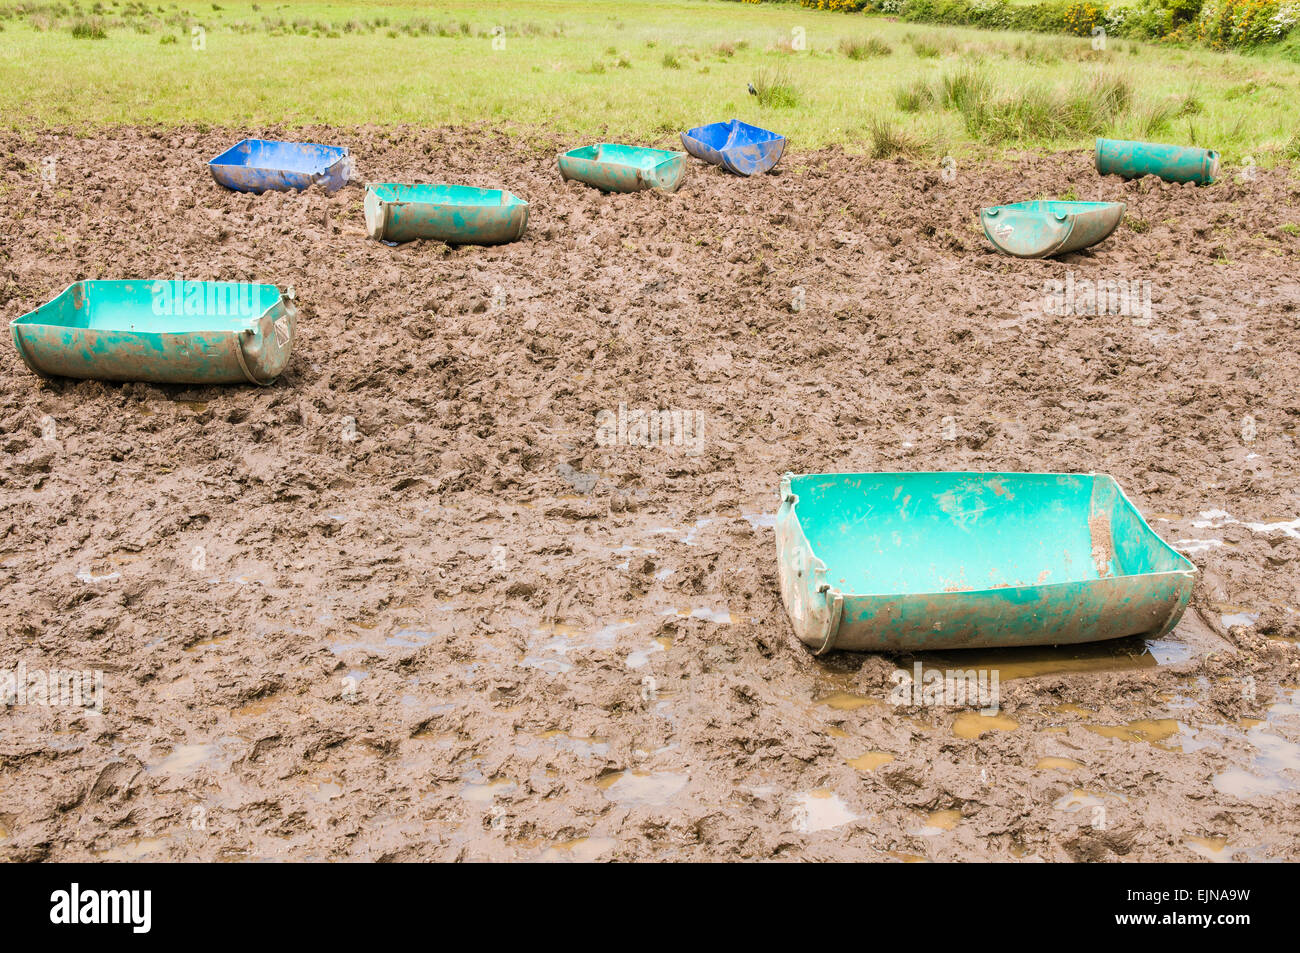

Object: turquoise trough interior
[564,144,679,169]
[790,472,1188,595]
[15,280,283,333]
[364,183,525,207]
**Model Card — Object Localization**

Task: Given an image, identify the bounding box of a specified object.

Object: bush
[798,0,1298,49]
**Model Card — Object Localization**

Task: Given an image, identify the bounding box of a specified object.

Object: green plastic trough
[10,280,294,385]
[363,183,529,245]
[980,200,1125,259]
[558,144,687,193]
[1095,138,1219,186]
[776,472,1196,654]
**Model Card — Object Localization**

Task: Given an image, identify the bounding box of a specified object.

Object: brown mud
[0,125,1298,861]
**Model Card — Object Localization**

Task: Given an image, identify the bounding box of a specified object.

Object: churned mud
[0,125,1298,861]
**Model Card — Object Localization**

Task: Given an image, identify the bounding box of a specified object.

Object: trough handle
[811,585,843,656]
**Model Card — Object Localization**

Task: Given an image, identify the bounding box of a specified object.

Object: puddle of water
[741,511,776,530]
[647,518,713,546]
[914,808,962,835]
[524,620,636,673]
[791,789,859,833]
[626,640,665,669]
[1193,509,1300,541]
[147,743,221,776]
[303,779,343,804]
[75,569,120,583]
[540,836,617,862]
[598,770,688,807]
[231,694,284,717]
[461,779,518,804]
[1174,538,1224,555]
[1048,703,1094,716]
[386,628,435,649]
[1184,835,1232,862]
[97,837,169,861]
[184,634,230,653]
[1211,712,1300,798]
[1212,769,1289,797]
[899,634,1187,683]
[847,751,895,772]
[1083,718,1181,748]
[888,850,929,863]
[815,691,881,712]
[952,711,1018,739]
[1035,756,1083,772]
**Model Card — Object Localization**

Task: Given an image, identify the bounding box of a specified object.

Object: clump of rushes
[958,70,1133,144]
[1176,87,1203,116]
[938,63,991,111]
[894,77,935,112]
[70,16,108,38]
[1134,101,1176,138]
[714,41,735,57]
[840,36,891,59]
[662,51,681,69]
[865,115,925,159]
[751,66,799,108]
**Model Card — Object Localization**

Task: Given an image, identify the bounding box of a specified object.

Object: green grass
[0,0,1297,162]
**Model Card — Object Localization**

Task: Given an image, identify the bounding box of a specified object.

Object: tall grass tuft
[70,16,108,38]
[840,36,891,60]
[751,66,799,109]
[894,77,935,112]
[865,115,925,158]
[957,71,1133,144]
[938,63,991,111]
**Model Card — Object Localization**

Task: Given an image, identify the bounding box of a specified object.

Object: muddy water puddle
[893,632,1199,684]
[952,711,1019,739]
[791,790,859,833]
[520,605,728,674]
[145,738,241,776]
[847,751,895,771]
[598,770,688,807]
[1211,689,1300,798]
[913,808,962,835]
[539,836,618,862]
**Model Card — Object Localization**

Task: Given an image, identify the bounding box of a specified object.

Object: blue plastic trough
[208,139,352,194]
[680,119,786,176]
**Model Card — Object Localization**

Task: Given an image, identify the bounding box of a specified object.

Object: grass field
[1,0,1298,162]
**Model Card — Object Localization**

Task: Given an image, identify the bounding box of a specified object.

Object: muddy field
[1,126,1298,862]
